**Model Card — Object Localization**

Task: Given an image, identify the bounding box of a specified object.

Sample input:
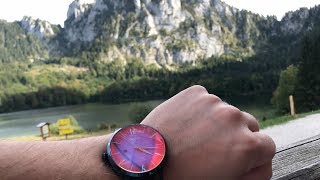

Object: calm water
[0,100,163,138]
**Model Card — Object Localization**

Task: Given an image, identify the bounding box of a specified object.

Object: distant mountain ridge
[0,19,48,63]
[0,0,320,64]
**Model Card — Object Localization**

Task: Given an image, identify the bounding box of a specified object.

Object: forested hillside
[0,20,47,63]
[0,0,319,114]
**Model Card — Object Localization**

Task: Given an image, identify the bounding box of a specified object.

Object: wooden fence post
[289,95,295,116]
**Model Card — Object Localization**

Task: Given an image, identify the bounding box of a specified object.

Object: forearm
[0,135,119,180]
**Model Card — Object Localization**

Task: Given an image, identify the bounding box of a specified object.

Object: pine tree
[295,28,320,112]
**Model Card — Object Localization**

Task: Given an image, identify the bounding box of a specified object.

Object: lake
[0,99,276,138]
[0,100,163,138]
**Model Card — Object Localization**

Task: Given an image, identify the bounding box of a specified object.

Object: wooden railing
[272,134,320,179]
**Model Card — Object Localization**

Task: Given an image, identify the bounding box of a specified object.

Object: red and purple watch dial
[106,124,166,177]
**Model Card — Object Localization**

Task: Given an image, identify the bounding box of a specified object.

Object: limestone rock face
[20,16,55,40]
[65,0,97,42]
[67,0,94,20]
[281,8,311,35]
[19,16,60,56]
[16,0,320,65]
[62,0,244,64]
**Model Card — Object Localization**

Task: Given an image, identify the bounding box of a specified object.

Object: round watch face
[107,124,166,176]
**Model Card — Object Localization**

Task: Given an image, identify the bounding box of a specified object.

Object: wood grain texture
[272,134,320,180]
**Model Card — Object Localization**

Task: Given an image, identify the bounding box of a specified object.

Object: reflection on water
[0,100,163,138]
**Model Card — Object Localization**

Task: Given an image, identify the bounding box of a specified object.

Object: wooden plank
[272,134,320,179]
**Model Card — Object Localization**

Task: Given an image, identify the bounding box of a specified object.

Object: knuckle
[222,105,243,122]
[228,105,242,116]
[242,135,261,155]
[265,135,276,157]
[201,94,222,104]
[189,85,208,94]
[258,133,276,156]
[243,111,257,122]
[247,135,261,150]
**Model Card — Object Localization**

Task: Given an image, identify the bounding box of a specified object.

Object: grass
[260,109,320,129]
[2,129,113,141]
[238,104,277,121]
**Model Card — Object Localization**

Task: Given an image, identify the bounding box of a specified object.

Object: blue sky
[0,0,319,26]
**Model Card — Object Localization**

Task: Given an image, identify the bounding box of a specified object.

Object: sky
[0,0,75,25]
[0,0,319,26]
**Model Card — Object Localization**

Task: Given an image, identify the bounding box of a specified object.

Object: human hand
[141,85,276,180]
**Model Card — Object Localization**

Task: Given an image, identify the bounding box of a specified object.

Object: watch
[103,124,166,179]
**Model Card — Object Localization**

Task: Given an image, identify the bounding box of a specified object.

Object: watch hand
[134,147,153,155]
[139,147,158,149]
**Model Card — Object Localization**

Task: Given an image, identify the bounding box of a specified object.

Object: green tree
[295,29,320,112]
[271,65,298,114]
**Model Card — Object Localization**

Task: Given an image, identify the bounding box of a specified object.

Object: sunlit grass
[238,104,277,121]
[26,64,88,76]
[2,129,113,141]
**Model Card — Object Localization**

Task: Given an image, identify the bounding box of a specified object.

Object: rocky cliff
[61,0,272,64]
[1,0,320,65]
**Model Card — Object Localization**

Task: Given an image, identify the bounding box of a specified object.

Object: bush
[49,123,59,135]
[271,65,298,114]
[128,103,153,124]
[97,122,118,131]
[49,115,85,135]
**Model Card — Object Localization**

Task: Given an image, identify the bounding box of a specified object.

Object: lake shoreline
[0,100,163,138]
[4,109,320,141]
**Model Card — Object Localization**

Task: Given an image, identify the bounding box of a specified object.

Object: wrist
[73,135,120,180]
[0,137,119,179]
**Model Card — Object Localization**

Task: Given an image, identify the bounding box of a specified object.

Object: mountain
[0,19,48,63]
[61,0,275,64]
[1,0,320,65]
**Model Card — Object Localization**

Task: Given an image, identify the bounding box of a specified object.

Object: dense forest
[0,36,318,115]
[0,40,300,114]
[271,28,320,113]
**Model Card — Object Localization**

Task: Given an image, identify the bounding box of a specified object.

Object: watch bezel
[103,124,166,178]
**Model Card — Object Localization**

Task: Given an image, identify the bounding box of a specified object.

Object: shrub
[97,122,118,131]
[49,115,85,135]
[128,103,153,124]
[271,65,298,114]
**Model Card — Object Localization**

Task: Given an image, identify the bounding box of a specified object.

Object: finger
[251,132,276,167]
[242,111,259,132]
[240,161,273,180]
